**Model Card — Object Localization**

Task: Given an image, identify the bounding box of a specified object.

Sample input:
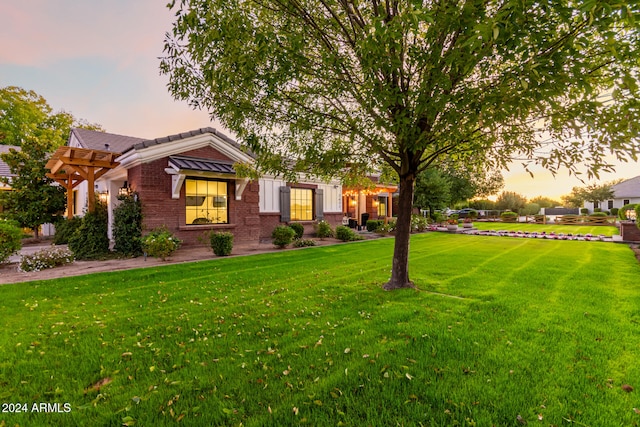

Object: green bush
[619,204,638,220]
[292,238,317,248]
[53,216,82,245]
[335,225,362,241]
[113,193,143,257]
[0,220,22,263]
[314,220,334,239]
[289,223,305,239]
[18,247,74,272]
[210,231,234,256]
[141,226,182,260]
[500,211,518,222]
[593,207,602,213]
[411,215,428,232]
[610,208,619,216]
[580,208,589,215]
[589,212,607,217]
[272,225,296,248]
[366,220,384,232]
[68,201,110,260]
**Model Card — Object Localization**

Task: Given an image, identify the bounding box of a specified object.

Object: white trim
[117,133,254,169]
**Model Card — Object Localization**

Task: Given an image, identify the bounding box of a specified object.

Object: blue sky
[1,1,638,200]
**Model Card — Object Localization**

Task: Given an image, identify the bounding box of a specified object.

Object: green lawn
[1,233,639,426]
[473,221,619,236]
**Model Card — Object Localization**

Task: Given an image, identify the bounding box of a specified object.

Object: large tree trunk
[383,173,416,290]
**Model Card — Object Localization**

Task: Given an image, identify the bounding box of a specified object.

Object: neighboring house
[0,145,20,213]
[584,175,640,214]
[66,127,343,245]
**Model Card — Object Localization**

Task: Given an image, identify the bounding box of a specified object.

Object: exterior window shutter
[315,188,324,221]
[280,186,291,222]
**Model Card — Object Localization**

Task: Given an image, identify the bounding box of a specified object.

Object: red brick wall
[621,222,640,242]
[127,152,343,246]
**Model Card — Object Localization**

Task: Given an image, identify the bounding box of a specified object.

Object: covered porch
[342,183,397,228]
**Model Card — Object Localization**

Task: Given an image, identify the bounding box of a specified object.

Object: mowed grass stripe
[1,234,639,426]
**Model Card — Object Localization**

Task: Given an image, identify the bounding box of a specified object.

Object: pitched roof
[71,128,146,153]
[169,155,236,174]
[0,145,20,177]
[612,175,640,199]
[127,127,249,155]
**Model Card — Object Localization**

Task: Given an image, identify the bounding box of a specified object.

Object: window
[290,188,313,221]
[185,178,228,225]
[608,200,613,209]
[280,186,323,222]
[624,199,630,205]
[594,201,599,209]
[377,196,388,217]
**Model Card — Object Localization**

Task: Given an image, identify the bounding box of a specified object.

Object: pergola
[45,146,121,218]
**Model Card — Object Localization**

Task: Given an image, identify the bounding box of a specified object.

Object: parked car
[456,208,478,218]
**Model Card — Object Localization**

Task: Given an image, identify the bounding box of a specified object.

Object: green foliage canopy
[161,0,640,288]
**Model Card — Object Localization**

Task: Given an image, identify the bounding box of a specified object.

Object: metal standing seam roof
[168,155,236,174]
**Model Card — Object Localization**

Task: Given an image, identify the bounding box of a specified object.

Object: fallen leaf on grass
[622,384,634,393]
[85,377,112,393]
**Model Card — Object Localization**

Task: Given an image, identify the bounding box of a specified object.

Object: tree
[1,86,72,147]
[161,0,640,289]
[0,86,104,236]
[529,196,561,209]
[495,191,527,213]
[0,136,66,236]
[561,182,616,208]
[413,168,451,215]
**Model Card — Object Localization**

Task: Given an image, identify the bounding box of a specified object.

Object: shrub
[580,208,589,215]
[18,247,74,272]
[210,231,234,256]
[68,201,110,260]
[0,220,22,263]
[500,211,518,222]
[315,220,334,239]
[289,223,305,239]
[335,225,362,241]
[619,204,638,220]
[366,219,384,232]
[411,215,428,232]
[292,238,317,248]
[522,203,540,216]
[272,225,296,248]
[593,207,602,213]
[589,212,607,217]
[113,193,143,257]
[610,208,619,216]
[53,216,82,245]
[141,226,182,260]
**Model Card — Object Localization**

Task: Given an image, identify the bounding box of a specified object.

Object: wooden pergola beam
[46,146,121,218]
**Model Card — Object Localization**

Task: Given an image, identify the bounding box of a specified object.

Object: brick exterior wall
[620,222,640,242]
[126,146,344,246]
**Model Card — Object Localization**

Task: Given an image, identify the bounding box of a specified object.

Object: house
[0,145,19,214]
[584,175,640,215]
[63,127,343,245]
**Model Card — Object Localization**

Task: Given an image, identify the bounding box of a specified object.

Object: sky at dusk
[1,1,638,200]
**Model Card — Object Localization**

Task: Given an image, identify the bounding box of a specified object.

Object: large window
[291,188,313,221]
[185,178,228,225]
